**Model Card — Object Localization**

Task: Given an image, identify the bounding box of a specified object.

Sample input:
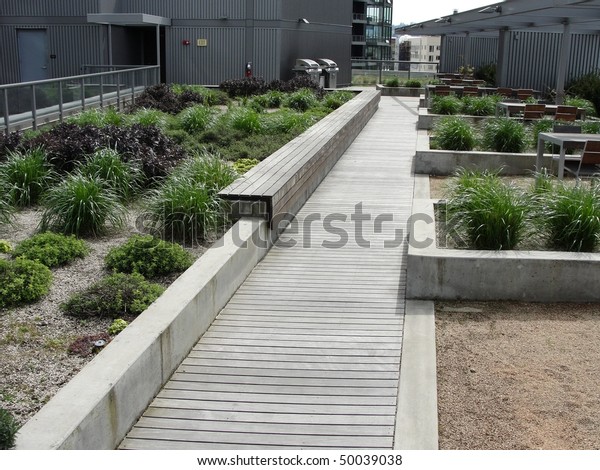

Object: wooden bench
[218,89,380,231]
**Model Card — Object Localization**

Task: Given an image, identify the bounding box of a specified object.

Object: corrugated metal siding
[0,1,100,16]
[254,28,280,80]
[48,25,107,78]
[442,32,600,91]
[470,37,497,69]
[255,0,281,20]
[0,24,105,84]
[0,27,20,83]
[166,27,246,85]
[568,34,600,84]
[505,31,560,90]
[115,0,249,20]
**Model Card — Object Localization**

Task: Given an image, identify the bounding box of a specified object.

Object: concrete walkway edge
[394,300,438,450]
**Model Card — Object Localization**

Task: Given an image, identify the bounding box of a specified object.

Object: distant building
[0,0,355,86]
[352,0,394,61]
[396,35,440,72]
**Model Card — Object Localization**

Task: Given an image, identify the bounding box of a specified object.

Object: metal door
[17,29,49,82]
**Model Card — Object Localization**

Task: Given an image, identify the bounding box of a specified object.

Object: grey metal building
[0,0,354,86]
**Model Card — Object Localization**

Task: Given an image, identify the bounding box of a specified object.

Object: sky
[392,0,498,25]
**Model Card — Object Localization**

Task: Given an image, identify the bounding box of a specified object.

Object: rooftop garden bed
[0,77,357,434]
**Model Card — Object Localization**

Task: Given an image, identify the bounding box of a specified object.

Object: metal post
[81,77,86,110]
[58,81,64,123]
[3,89,10,135]
[378,61,383,84]
[100,74,104,108]
[31,85,37,130]
[116,72,121,112]
[555,21,572,105]
[496,28,510,87]
[131,70,135,106]
[108,24,113,66]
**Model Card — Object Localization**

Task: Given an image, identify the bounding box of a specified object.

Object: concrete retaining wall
[376,84,423,97]
[417,108,492,130]
[15,218,270,449]
[414,129,553,175]
[407,191,600,302]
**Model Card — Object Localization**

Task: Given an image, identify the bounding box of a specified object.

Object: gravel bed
[0,206,214,426]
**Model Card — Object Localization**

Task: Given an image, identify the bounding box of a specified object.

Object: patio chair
[523,103,546,120]
[432,85,451,96]
[554,105,578,122]
[563,139,600,179]
[462,86,479,96]
[516,88,534,100]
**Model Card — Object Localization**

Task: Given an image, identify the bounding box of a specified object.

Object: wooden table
[536,132,600,179]
[496,102,586,119]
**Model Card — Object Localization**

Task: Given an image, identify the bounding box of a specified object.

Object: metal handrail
[1,65,160,135]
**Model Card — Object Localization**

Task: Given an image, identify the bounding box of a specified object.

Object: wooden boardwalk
[119,96,419,450]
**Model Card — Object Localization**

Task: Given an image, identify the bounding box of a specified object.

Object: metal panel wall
[254,28,281,81]
[281,0,352,24]
[0,27,20,84]
[0,24,105,84]
[505,31,561,91]
[114,1,250,20]
[0,1,100,16]
[166,27,246,85]
[568,34,600,85]
[48,25,107,78]
[470,36,497,69]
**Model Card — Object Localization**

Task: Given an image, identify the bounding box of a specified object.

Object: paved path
[119,96,419,449]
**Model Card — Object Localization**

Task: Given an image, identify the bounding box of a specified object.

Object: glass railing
[351,59,440,85]
[1,65,159,134]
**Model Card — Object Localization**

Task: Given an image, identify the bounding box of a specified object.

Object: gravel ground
[0,207,213,426]
[436,300,600,450]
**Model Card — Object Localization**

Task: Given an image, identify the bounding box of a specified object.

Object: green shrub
[322,90,354,110]
[404,79,422,88]
[0,240,11,253]
[384,77,401,87]
[12,232,88,268]
[567,71,600,117]
[78,148,142,201]
[105,234,193,278]
[144,152,237,242]
[460,96,496,116]
[39,173,126,237]
[66,107,126,127]
[431,95,462,115]
[176,105,215,134]
[432,116,477,151]
[233,158,260,174]
[261,109,316,134]
[0,407,19,450]
[539,182,600,252]
[0,257,53,308]
[581,121,600,134]
[108,318,128,335]
[474,62,496,85]
[61,272,164,319]
[564,96,596,118]
[446,169,530,250]
[251,90,285,109]
[283,88,319,111]
[127,107,171,129]
[0,179,14,226]
[482,118,527,153]
[0,147,54,207]
[228,108,262,134]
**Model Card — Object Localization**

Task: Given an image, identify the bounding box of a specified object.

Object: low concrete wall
[407,194,600,302]
[417,108,491,130]
[15,218,270,449]
[414,129,553,175]
[376,84,423,97]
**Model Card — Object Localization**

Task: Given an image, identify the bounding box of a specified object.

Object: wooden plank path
[119,96,419,450]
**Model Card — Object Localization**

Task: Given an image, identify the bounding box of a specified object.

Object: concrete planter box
[417,107,493,130]
[407,196,600,302]
[376,84,423,97]
[414,129,553,175]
